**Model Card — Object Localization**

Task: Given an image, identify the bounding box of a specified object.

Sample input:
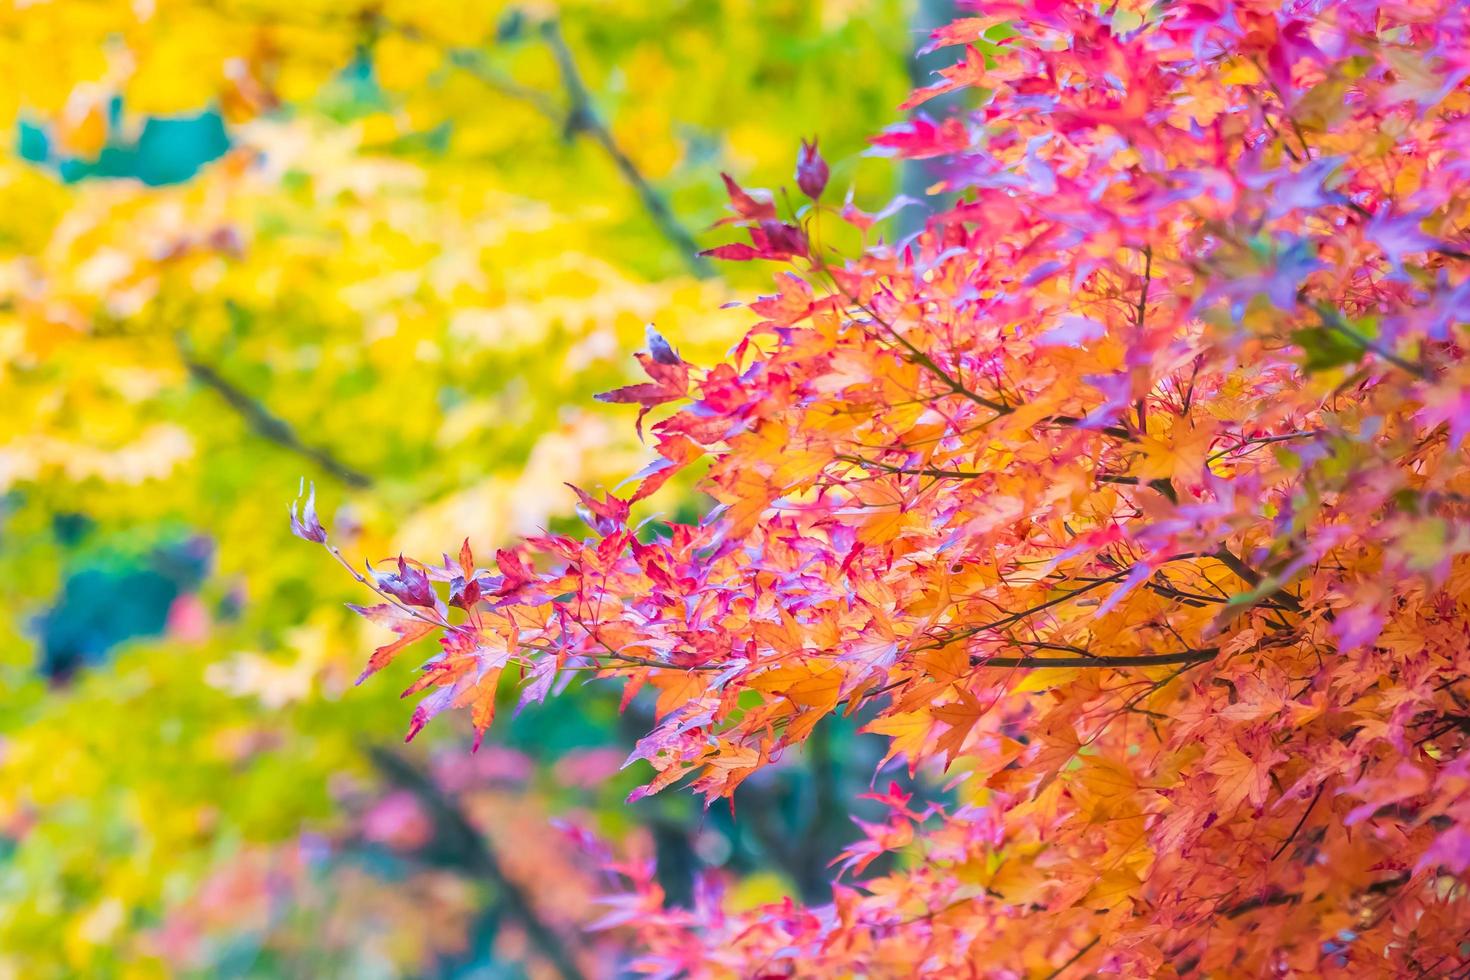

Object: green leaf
[1295,325,1363,373]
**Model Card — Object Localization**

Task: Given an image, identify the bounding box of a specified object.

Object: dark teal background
[18,98,229,186]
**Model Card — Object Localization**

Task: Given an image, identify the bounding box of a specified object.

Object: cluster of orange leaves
[308,0,1470,974]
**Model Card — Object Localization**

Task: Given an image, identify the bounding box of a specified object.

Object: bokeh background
[0,2,956,976]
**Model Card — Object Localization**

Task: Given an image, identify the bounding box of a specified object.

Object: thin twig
[1221,871,1410,920]
[835,454,983,480]
[1273,781,1325,861]
[1134,246,1152,434]
[1046,935,1100,980]
[1206,430,1324,464]
[920,554,1203,652]
[818,267,1132,437]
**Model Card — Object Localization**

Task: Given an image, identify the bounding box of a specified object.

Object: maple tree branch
[1211,547,1304,614]
[818,277,1013,414]
[325,545,455,632]
[1008,640,1097,657]
[1048,415,1134,440]
[1134,245,1152,433]
[1206,430,1325,464]
[826,278,1133,437]
[971,648,1218,669]
[1273,781,1325,861]
[1315,306,1430,380]
[1344,198,1470,262]
[1141,580,1230,607]
[1241,85,1301,165]
[835,454,983,480]
[433,48,562,116]
[368,747,587,980]
[539,19,714,280]
[867,312,1011,413]
[1045,935,1100,980]
[559,605,723,672]
[1173,871,1418,974]
[1247,58,1314,162]
[1220,871,1411,920]
[925,554,1207,654]
[177,342,374,489]
[384,16,713,279]
[921,573,1131,648]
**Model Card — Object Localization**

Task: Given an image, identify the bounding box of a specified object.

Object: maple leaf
[869,115,971,159]
[715,172,776,224]
[863,711,933,773]
[594,326,690,438]
[372,557,437,609]
[350,603,438,683]
[648,671,705,719]
[1416,826,1470,875]
[1132,419,1218,484]
[1206,745,1275,816]
[931,687,985,766]
[1366,210,1440,273]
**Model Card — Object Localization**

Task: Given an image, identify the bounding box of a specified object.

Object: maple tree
[312,0,1470,975]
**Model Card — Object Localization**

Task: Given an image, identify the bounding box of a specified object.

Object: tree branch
[830,281,1136,438]
[921,557,1202,651]
[1316,305,1429,380]
[377,16,712,278]
[1211,547,1304,614]
[834,454,983,480]
[1272,781,1325,861]
[1220,871,1411,920]
[1134,245,1152,434]
[177,341,374,488]
[368,746,587,980]
[538,19,714,280]
[1045,935,1100,980]
[1345,199,1470,262]
[970,648,1219,669]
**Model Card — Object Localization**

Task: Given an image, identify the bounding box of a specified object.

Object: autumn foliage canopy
[305,0,1470,974]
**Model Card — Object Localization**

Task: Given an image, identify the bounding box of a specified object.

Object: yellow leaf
[1071,755,1138,817]
[650,670,705,719]
[916,644,969,684]
[1220,59,1263,86]
[1084,867,1142,910]
[1207,745,1272,814]
[1132,419,1218,483]
[986,849,1049,905]
[863,711,933,767]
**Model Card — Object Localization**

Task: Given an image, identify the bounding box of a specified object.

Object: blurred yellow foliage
[0,0,912,973]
